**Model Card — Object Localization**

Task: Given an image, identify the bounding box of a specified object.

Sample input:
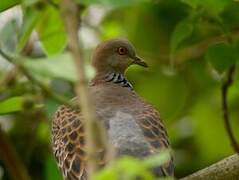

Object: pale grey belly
[97,109,151,157]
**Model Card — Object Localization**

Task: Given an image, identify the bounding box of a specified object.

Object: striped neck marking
[104,73,133,90]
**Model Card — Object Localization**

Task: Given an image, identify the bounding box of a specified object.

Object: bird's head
[92,38,148,75]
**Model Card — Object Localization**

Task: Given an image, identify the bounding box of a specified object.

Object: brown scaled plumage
[52,38,174,180]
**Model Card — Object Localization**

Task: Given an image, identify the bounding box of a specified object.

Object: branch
[59,0,107,178]
[175,30,239,63]
[0,126,31,180]
[180,154,239,180]
[0,48,75,108]
[221,65,239,153]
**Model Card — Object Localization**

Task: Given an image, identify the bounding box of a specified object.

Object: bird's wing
[137,104,174,176]
[52,105,87,180]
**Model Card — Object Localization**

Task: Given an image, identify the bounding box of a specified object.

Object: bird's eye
[117,47,127,55]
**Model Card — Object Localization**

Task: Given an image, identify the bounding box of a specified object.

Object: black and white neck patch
[104,73,133,90]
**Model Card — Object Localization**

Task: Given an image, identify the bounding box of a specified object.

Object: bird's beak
[132,56,148,67]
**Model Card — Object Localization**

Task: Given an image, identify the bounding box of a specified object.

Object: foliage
[0,0,239,179]
[95,150,172,180]
[0,96,23,114]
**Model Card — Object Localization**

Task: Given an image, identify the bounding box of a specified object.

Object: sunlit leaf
[205,43,237,73]
[94,166,117,180]
[24,53,94,82]
[0,96,23,114]
[0,0,21,12]
[24,53,76,81]
[102,22,125,39]
[37,6,66,55]
[117,157,153,179]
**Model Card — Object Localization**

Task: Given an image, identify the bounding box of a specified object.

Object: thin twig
[0,48,75,108]
[222,65,239,153]
[0,126,31,180]
[59,0,107,178]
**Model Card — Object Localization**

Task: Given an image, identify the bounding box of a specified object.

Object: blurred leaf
[95,166,117,180]
[143,150,171,168]
[102,21,126,39]
[191,92,234,161]
[22,0,40,6]
[0,19,19,52]
[182,0,232,15]
[221,2,239,30]
[45,156,63,180]
[181,0,199,9]
[16,7,41,53]
[95,157,152,180]
[37,121,50,141]
[24,53,76,81]
[24,53,94,81]
[0,0,21,12]
[203,0,232,16]
[37,6,66,55]
[170,18,194,56]
[134,70,188,120]
[0,96,23,114]
[116,157,154,180]
[77,0,149,7]
[205,43,237,73]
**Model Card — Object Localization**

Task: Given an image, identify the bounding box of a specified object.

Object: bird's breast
[107,111,151,157]
[89,85,151,157]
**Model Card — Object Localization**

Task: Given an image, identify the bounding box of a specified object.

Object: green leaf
[102,22,125,39]
[24,53,95,82]
[203,0,232,16]
[36,6,66,55]
[170,18,194,63]
[22,0,41,6]
[0,96,23,114]
[17,8,41,53]
[143,149,171,168]
[0,19,19,52]
[0,0,21,12]
[95,166,118,180]
[181,0,199,9]
[24,53,76,81]
[182,0,232,15]
[45,156,63,180]
[77,0,148,7]
[206,43,237,73]
[116,157,153,179]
